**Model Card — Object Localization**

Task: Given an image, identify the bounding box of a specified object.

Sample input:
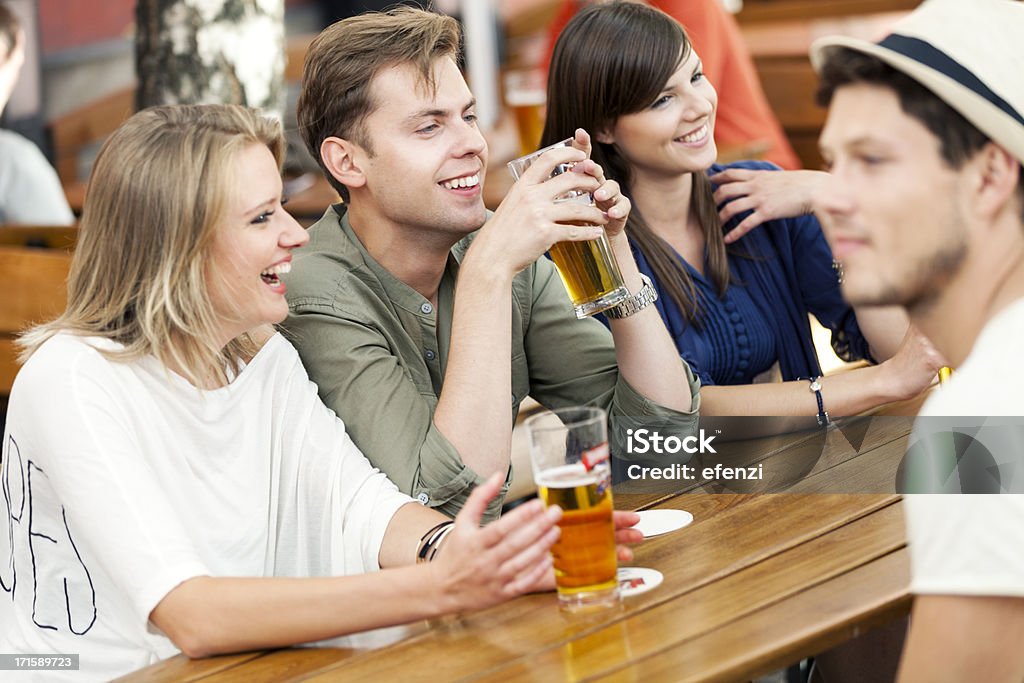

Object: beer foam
[505,90,546,107]
[536,463,603,489]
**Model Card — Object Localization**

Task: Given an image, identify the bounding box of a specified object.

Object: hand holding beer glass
[508,138,629,318]
[526,406,620,612]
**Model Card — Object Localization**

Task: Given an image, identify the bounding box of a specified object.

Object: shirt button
[417,492,430,505]
[424,349,436,361]
[724,300,736,311]
[738,359,750,369]
[740,348,751,359]
[734,371,745,380]
[420,302,433,314]
[737,335,749,345]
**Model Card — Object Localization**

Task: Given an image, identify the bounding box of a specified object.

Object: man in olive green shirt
[284,8,699,519]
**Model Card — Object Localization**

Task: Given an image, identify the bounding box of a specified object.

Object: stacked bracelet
[416,521,455,564]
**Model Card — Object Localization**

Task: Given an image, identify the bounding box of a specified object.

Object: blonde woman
[0,105,590,681]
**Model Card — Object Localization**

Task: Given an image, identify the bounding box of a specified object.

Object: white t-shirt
[0,333,413,681]
[905,297,1024,597]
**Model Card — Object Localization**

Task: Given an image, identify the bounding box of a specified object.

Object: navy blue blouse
[604,160,872,386]
[675,258,778,384]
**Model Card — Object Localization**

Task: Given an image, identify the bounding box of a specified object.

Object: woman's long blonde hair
[20,104,285,387]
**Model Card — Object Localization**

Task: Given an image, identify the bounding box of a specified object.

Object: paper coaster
[617,567,664,597]
[634,509,693,538]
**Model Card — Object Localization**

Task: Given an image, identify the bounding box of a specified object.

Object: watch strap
[605,274,658,319]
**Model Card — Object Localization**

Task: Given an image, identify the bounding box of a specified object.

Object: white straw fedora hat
[810,0,1024,164]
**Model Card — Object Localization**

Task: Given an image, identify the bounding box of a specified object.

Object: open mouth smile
[675,123,710,145]
[440,173,481,191]
[260,261,291,288]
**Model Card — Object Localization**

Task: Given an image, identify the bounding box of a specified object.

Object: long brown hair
[542,1,730,326]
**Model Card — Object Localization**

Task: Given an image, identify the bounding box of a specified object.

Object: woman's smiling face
[601,48,718,182]
[205,143,309,348]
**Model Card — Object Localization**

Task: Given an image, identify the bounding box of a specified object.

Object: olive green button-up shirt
[283,205,700,520]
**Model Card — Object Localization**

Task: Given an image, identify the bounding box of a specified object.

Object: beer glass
[525,406,619,611]
[503,69,546,156]
[508,139,628,319]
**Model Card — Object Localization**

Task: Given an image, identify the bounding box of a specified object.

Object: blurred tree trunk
[135,0,285,119]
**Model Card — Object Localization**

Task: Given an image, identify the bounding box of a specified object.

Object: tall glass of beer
[508,139,628,319]
[503,68,547,157]
[525,406,619,612]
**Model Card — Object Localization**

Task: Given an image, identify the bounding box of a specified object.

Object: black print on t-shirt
[2,434,97,635]
[2,433,24,595]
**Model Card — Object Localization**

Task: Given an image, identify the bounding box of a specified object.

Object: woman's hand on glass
[571,128,632,240]
[428,473,561,608]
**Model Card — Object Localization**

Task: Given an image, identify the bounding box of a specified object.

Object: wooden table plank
[125,626,435,683]
[118,411,919,682]
[614,490,739,518]
[472,501,906,682]
[289,494,896,682]
[613,412,914,508]
[0,224,78,249]
[783,434,907,495]
[593,549,911,683]
[194,647,368,683]
[111,652,265,682]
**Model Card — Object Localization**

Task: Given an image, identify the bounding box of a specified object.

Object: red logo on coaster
[581,443,609,471]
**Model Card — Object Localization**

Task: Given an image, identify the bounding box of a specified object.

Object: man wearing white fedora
[812,0,1024,679]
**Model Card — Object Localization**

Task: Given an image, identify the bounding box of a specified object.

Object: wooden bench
[0,226,76,402]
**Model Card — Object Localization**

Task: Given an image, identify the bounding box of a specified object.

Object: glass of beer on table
[508,139,629,319]
[525,406,619,611]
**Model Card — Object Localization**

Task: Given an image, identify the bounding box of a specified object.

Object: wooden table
[118,407,920,683]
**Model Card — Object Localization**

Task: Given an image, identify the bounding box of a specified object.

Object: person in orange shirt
[544,0,800,169]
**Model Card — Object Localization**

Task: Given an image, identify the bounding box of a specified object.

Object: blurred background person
[0,1,73,225]
[813,0,1024,679]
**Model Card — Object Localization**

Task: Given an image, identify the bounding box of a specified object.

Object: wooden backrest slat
[0,246,73,396]
[49,87,135,185]
[0,224,79,249]
[0,248,71,333]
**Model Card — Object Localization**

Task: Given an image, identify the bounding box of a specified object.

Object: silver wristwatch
[605,274,658,319]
